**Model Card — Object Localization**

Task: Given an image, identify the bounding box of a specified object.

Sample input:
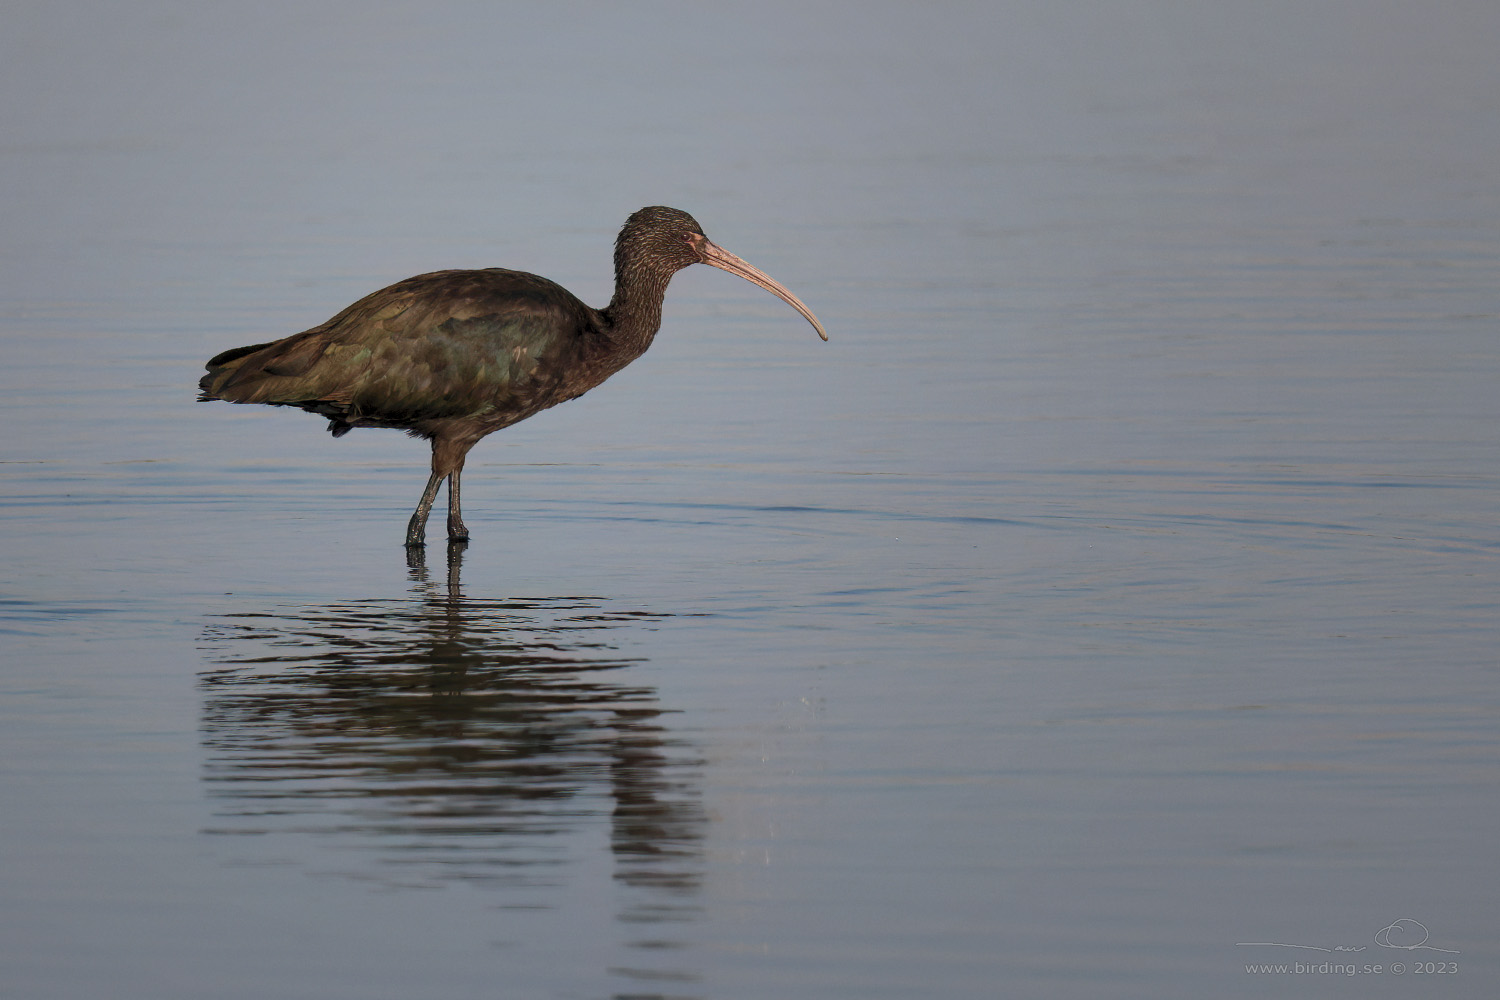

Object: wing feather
[199,269,600,430]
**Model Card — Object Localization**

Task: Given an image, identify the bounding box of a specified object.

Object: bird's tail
[198,341,273,400]
[197,332,328,403]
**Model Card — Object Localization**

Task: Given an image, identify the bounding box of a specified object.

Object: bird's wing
[200,270,597,425]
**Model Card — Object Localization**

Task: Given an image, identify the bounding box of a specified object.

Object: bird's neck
[600,262,677,357]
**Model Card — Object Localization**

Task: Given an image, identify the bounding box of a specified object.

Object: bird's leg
[415,435,473,545]
[446,463,469,542]
[406,469,446,547]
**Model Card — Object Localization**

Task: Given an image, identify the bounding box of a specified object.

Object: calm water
[3,3,1497,997]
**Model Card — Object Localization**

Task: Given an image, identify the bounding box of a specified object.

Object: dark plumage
[199,206,827,547]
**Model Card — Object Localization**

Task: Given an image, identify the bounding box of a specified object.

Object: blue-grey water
[3,3,1497,997]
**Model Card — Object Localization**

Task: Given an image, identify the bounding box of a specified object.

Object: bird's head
[616,206,706,273]
[617,206,828,341]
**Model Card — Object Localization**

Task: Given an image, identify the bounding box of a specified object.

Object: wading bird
[199,206,827,547]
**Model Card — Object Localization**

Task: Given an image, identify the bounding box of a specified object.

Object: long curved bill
[699,241,829,341]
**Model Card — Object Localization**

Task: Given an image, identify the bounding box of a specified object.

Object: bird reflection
[198,542,704,937]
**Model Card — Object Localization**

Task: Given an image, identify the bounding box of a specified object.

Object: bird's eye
[680,233,696,244]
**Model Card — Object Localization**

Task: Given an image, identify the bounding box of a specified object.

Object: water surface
[3,3,1497,997]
